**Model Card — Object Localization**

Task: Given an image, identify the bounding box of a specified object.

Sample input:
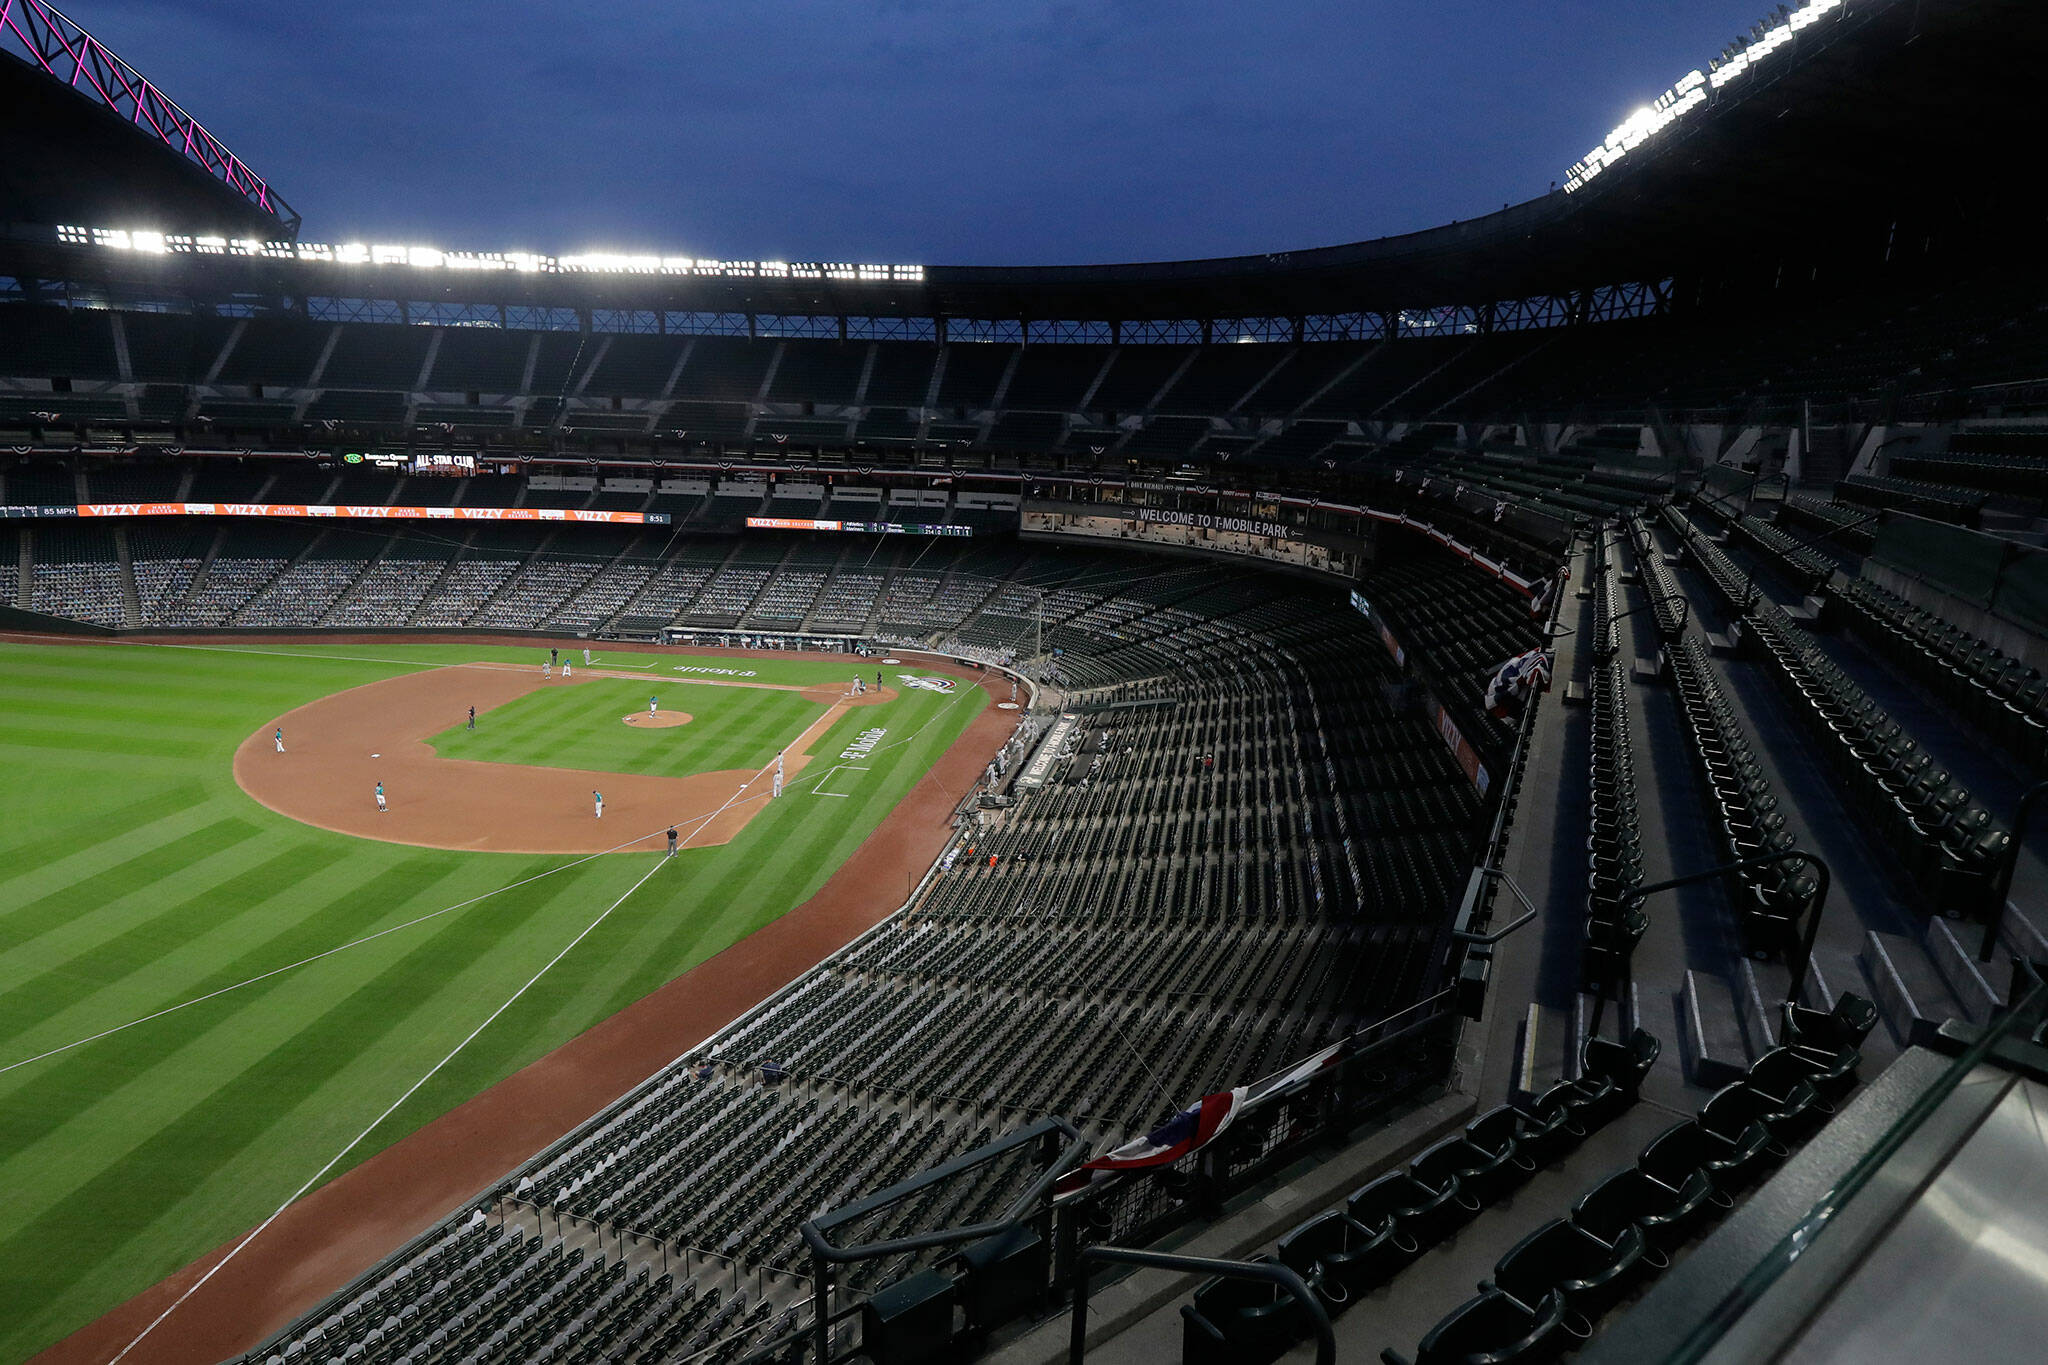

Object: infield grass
[0,641,983,1361]
[429,679,825,776]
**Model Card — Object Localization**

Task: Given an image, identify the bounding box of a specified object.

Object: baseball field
[0,638,994,1363]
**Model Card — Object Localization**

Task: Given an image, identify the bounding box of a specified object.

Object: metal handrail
[1591,849,1833,1041]
[1452,868,1539,944]
[1978,780,2048,962]
[800,1116,1088,1365]
[803,1119,1086,1263]
[1439,533,1573,1002]
[1067,1245,1333,1365]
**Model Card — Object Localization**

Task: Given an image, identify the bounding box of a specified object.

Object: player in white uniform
[274,727,285,753]
[593,789,604,819]
[375,781,387,812]
[649,695,658,717]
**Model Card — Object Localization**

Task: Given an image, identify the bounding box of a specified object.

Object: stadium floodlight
[52,224,924,282]
[1565,0,1847,192]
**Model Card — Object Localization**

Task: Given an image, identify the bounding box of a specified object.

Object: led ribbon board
[746,517,970,536]
[38,504,673,523]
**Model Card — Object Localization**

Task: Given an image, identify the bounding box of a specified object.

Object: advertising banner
[65,503,669,524]
[746,517,971,536]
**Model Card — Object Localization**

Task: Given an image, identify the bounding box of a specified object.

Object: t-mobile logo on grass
[840,728,887,760]
[673,664,758,678]
[896,675,956,693]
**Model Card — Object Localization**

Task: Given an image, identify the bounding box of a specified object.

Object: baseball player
[562,659,572,677]
[649,694,658,718]
[584,649,593,665]
[876,670,883,691]
[667,825,679,857]
[274,727,284,753]
[543,660,552,679]
[467,705,476,731]
[375,781,387,812]
[593,789,604,819]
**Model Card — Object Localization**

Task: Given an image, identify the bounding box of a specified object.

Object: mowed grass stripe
[0,855,468,1227]
[0,817,263,957]
[356,857,669,1152]
[0,782,207,869]
[0,843,351,1050]
[0,849,646,1353]
[0,853,468,1120]
[0,723,218,761]
[0,672,260,715]
[0,854,580,1337]
[0,689,236,736]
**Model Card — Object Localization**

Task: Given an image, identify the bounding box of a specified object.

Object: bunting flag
[1056,1043,1345,1196]
[1484,647,1554,718]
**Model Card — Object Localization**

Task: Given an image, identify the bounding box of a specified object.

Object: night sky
[83,1,1768,264]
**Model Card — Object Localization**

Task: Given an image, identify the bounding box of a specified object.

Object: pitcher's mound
[623,711,694,728]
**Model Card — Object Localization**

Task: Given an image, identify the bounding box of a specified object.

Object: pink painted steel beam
[0,0,297,232]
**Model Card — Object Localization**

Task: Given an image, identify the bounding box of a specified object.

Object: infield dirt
[235,664,897,854]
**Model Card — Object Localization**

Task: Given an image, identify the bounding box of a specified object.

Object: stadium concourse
[7,0,2048,1362]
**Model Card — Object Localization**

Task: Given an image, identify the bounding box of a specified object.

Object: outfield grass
[0,641,983,1361]
[429,679,826,776]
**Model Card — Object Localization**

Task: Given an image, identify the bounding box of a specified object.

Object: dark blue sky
[91,1,1766,264]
